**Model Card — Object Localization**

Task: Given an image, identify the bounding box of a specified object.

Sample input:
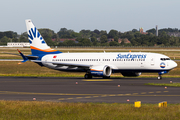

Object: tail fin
[25,19,61,55]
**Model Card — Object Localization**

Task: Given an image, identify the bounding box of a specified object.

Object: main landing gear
[84,74,92,79]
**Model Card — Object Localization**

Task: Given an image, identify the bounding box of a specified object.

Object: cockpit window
[160,58,171,61]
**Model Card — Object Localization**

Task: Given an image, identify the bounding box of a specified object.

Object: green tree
[4,31,17,38]
[0,32,5,39]
[114,36,118,42]
[132,29,138,32]
[134,32,141,38]
[146,28,156,34]
[92,39,99,46]
[78,38,92,46]
[108,29,118,38]
[93,29,100,34]
[130,38,137,46]
[91,37,97,43]
[159,31,168,38]
[90,32,99,38]
[120,40,125,46]
[109,41,119,46]
[80,30,91,38]
[71,32,80,38]
[100,35,108,44]
[0,36,10,45]
[57,28,74,38]
[62,40,76,46]
[19,32,28,42]
[100,30,107,36]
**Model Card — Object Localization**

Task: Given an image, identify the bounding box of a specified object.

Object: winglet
[17,49,28,63]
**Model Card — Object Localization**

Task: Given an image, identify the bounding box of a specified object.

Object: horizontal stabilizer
[17,49,39,63]
[17,49,28,63]
[25,55,39,59]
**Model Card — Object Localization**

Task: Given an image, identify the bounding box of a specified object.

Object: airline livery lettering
[116,54,147,59]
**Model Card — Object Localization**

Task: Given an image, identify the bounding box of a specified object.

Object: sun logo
[28,27,46,44]
[160,62,166,68]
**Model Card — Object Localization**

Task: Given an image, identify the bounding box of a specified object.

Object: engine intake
[90,65,112,77]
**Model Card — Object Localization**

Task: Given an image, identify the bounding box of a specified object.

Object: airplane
[17,19,177,79]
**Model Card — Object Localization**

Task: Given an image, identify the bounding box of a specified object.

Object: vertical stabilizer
[25,19,61,55]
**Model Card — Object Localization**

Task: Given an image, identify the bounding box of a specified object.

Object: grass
[0,101,180,120]
[145,83,180,87]
[0,61,85,77]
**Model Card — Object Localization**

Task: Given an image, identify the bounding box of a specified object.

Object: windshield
[160,58,171,61]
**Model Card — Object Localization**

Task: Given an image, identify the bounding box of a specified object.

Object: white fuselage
[40,52,177,73]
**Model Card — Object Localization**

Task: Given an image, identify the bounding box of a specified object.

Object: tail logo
[28,27,46,44]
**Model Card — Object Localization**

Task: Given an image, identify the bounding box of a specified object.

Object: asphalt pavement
[0,77,179,103]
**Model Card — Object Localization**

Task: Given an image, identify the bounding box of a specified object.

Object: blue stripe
[31,49,62,56]
[90,70,103,76]
[28,30,33,40]
[31,27,36,38]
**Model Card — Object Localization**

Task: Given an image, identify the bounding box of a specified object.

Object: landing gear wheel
[157,75,162,80]
[84,74,92,79]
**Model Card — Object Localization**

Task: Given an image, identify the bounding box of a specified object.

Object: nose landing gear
[157,75,162,80]
[158,71,168,80]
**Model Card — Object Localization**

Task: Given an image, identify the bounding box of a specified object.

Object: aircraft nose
[172,61,177,68]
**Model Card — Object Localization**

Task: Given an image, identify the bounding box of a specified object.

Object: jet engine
[90,65,112,77]
[121,72,141,77]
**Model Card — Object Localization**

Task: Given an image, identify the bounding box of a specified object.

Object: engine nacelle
[121,72,141,77]
[90,65,112,77]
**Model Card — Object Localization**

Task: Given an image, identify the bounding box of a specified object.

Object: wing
[31,60,92,68]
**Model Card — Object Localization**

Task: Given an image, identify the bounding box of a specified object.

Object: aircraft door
[151,57,155,66]
[140,60,145,67]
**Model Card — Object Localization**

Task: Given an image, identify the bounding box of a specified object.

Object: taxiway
[0,77,179,103]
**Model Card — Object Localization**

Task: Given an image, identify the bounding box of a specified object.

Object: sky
[0,0,180,34]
